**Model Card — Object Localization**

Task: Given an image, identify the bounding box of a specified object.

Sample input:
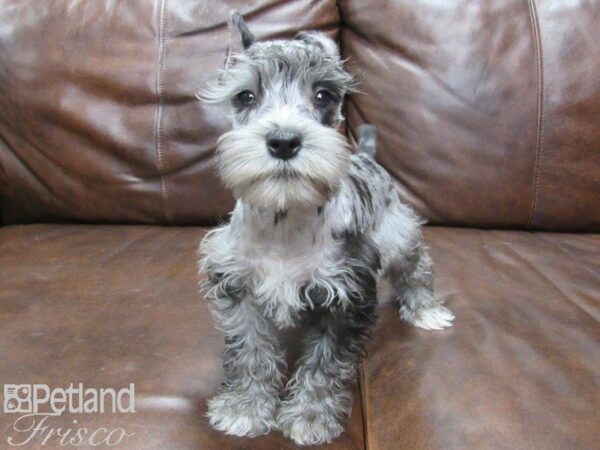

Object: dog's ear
[224,11,255,68]
[295,31,339,59]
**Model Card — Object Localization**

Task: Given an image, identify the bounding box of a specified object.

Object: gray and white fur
[198,11,454,446]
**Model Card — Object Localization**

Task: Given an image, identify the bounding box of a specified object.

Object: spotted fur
[198,12,453,446]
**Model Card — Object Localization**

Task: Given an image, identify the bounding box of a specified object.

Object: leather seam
[335,0,353,142]
[337,4,369,447]
[359,359,370,450]
[526,0,544,228]
[155,0,173,224]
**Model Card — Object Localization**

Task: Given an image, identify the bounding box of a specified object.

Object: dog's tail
[356,124,377,156]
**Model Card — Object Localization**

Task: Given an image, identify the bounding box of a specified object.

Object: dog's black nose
[266,130,301,160]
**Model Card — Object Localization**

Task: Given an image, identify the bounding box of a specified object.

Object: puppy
[198,12,454,446]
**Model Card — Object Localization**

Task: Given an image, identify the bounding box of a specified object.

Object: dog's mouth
[239,170,336,209]
[274,164,302,179]
[250,154,342,195]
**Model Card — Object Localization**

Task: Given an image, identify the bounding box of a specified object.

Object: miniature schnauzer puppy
[198,12,454,446]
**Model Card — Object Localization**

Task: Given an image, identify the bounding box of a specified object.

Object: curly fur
[198,12,453,446]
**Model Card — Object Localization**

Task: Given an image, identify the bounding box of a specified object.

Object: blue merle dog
[198,12,454,446]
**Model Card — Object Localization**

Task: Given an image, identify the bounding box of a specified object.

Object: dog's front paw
[277,402,346,446]
[207,388,276,437]
[401,304,455,331]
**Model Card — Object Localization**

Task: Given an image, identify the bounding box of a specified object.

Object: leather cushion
[340,0,600,231]
[0,225,364,449]
[362,227,600,449]
[0,0,340,225]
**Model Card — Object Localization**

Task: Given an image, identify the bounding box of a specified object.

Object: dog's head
[199,12,358,210]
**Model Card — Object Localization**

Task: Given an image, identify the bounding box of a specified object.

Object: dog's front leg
[207,294,285,437]
[277,301,377,446]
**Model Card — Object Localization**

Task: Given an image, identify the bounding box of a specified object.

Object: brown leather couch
[1,1,598,449]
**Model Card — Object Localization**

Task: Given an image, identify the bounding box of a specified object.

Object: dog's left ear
[225,11,255,68]
[295,31,340,59]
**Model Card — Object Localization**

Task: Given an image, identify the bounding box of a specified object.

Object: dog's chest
[241,225,340,328]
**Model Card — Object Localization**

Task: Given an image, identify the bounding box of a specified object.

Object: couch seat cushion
[0,225,364,449]
[363,227,600,450]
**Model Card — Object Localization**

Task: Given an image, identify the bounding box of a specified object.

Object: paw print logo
[3,385,32,413]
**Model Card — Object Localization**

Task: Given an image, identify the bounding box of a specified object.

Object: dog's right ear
[295,31,339,60]
[224,11,255,68]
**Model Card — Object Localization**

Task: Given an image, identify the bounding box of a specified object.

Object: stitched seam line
[335,0,353,141]
[155,0,172,224]
[526,0,544,228]
[359,360,370,450]
[337,4,369,448]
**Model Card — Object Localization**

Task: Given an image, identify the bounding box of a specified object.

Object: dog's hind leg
[385,243,454,330]
[374,202,454,330]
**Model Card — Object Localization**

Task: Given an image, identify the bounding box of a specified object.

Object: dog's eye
[314,89,336,107]
[234,90,256,107]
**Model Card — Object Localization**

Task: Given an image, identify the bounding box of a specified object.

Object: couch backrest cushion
[0,0,340,225]
[340,0,600,231]
[2,1,599,231]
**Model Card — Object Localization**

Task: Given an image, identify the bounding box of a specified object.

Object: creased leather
[363,227,600,450]
[0,224,365,449]
[0,0,340,225]
[339,0,600,231]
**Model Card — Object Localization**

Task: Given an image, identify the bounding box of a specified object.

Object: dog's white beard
[216,117,351,209]
[240,177,328,210]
